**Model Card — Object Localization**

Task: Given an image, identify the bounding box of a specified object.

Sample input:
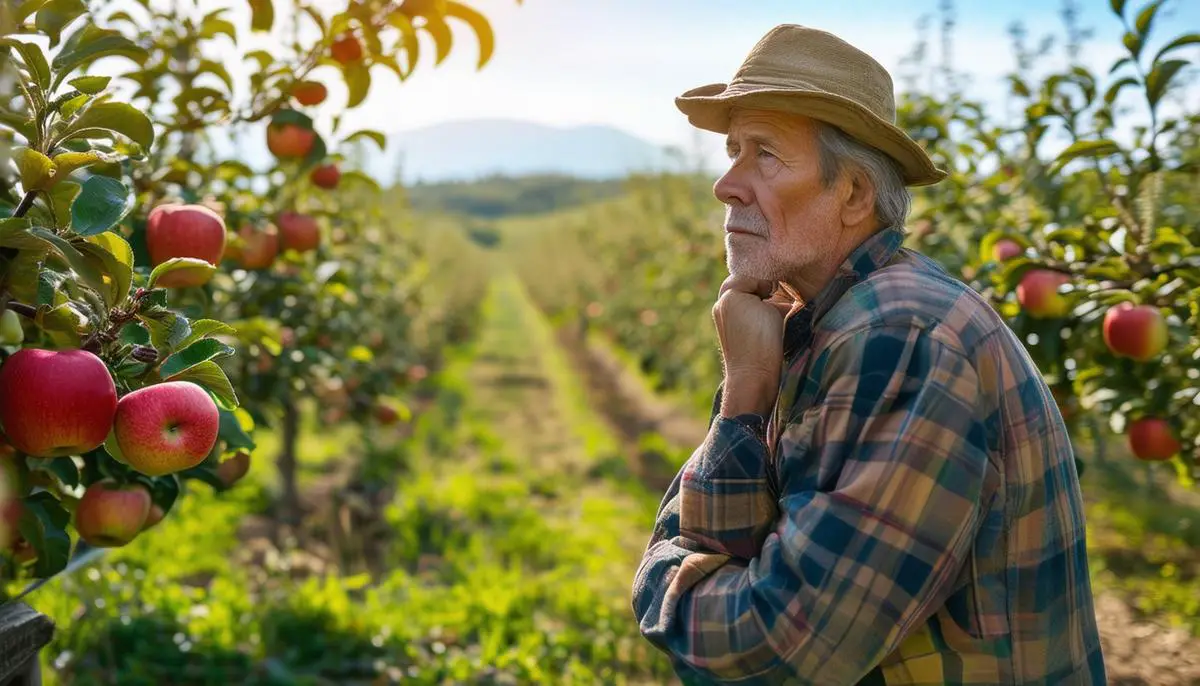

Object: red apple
[1128,417,1182,461]
[1103,302,1168,362]
[266,123,316,159]
[113,381,220,477]
[991,239,1023,262]
[141,504,166,531]
[291,81,327,106]
[310,164,340,189]
[238,224,280,270]
[216,450,251,488]
[74,480,151,547]
[1016,270,1070,319]
[146,204,227,288]
[278,212,320,253]
[0,349,117,457]
[331,34,363,63]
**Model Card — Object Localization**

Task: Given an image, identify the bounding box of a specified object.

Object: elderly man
[631,24,1106,685]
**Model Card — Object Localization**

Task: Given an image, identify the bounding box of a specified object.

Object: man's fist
[713,275,787,417]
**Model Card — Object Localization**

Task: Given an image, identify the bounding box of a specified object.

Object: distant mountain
[380,119,679,184]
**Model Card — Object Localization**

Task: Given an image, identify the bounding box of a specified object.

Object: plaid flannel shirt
[631,227,1106,685]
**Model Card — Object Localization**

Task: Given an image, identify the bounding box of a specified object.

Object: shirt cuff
[678,413,777,559]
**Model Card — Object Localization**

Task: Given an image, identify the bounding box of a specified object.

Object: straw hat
[675,24,947,187]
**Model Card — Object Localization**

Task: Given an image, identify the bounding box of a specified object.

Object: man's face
[714,109,844,285]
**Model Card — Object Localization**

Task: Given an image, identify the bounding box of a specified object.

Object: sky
[86,0,1200,175]
[310,0,1200,170]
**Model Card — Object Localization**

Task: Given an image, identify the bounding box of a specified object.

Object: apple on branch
[113,381,220,477]
[145,204,227,288]
[279,212,320,253]
[1127,417,1182,462]
[1016,269,1070,319]
[74,480,152,548]
[0,349,118,458]
[1103,302,1168,362]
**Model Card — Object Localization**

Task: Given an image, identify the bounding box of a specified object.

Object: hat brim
[676,83,947,187]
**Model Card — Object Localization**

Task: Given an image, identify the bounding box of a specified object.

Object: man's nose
[713,165,751,207]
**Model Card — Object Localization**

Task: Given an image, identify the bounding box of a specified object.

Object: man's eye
[758,149,776,159]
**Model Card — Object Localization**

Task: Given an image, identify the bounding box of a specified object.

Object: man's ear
[840,167,876,228]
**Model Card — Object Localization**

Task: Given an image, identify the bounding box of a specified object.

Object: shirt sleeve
[631,325,995,685]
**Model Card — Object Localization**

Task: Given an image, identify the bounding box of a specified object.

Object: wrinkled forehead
[727,107,819,145]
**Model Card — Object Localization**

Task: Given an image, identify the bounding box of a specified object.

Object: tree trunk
[278,396,301,528]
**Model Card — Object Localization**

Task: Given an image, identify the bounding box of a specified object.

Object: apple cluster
[0,350,222,548]
[992,240,1182,463]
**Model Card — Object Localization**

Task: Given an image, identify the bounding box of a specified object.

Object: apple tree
[0,2,249,582]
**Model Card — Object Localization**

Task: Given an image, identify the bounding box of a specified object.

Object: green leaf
[212,160,255,182]
[1123,31,1143,59]
[1135,0,1164,37]
[303,132,328,167]
[51,25,148,87]
[1110,0,1126,18]
[15,0,48,24]
[1152,33,1200,64]
[0,38,50,90]
[35,0,87,47]
[1008,75,1031,98]
[248,0,274,31]
[67,75,111,94]
[119,321,150,345]
[80,232,134,306]
[1104,76,1139,104]
[167,360,238,410]
[160,338,235,379]
[57,92,89,119]
[45,180,81,228]
[0,108,37,142]
[175,319,237,351]
[218,409,256,451]
[30,456,80,488]
[197,59,234,94]
[15,147,55,191]
[0,218,54,252]
[38,301,84,338]
[18,492,71,577]
[142,311,190,350]
[342,129,386,151]
[37,269,67,306]
[1108,56,1134,75]
[1145,59,1188,108]
[200,16,237,40]
[244,50,274,72]
[269,108,315,130]
[1049,139,1121,174]
[147,257,216,289]
[340,170,381,193]
[70,175,133,236]
[61,101,156,149]
[342,62,370,109]
[31,228,106,304]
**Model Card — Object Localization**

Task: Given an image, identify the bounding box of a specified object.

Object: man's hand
[713,275,787,418]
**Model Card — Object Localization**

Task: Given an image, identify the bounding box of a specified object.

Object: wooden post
[0,603,54,686]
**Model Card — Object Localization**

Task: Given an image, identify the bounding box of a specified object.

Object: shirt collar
[782,226,907,356]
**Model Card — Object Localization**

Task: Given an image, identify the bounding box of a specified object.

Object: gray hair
[814,123,911,231]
